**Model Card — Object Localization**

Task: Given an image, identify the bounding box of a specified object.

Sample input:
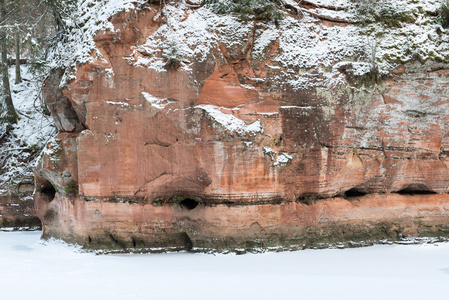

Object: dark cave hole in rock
[132,237,137,248]
[344,188,368,198]
[396,184,437,195]
[40,182,56,202]
[180,198,199,210]
[181,232,193,251]
[88,236,92,244]
[297,193,322,205]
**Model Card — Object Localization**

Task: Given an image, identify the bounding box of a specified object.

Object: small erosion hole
[296,193,321,205]
[181,232,193,252]
[40,182,56,202]
[396,184,436,195]
[344,188,367,198]
[179,198,199,210]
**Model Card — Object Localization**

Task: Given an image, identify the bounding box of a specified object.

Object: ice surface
[1,231,449,300]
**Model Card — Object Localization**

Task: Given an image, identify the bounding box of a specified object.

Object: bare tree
[15,28,20,83]
[0,0,18,124]
[0,0,64,124]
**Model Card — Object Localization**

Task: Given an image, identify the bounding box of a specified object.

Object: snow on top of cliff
[129,0,447,92]
[270,0,448,90]
[355,0,449,72]
[196,105,263,136]
[53,0,449,92]
[134,4,217,71]
[130,1,365,87]
[275,15,363,69]
[48,0,147,80]
[133,3,252,72]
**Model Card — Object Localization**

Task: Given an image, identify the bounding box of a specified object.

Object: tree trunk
[50,4,65,32]
[15,30,21,84]
[0,0,18,124]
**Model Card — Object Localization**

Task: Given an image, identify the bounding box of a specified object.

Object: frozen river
[1,231,448,299]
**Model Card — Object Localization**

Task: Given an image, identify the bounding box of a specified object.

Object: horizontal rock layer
[35,192,449,250]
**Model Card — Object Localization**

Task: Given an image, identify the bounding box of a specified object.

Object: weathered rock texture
[0,129,41,230]
[0,194,40,229]
[35,2,449,251]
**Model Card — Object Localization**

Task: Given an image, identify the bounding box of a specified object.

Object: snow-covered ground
[0,66,56,195]
[1,231,449,300]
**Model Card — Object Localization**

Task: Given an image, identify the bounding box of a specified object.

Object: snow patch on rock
[263,146,294,166]
[141,92,175,109]
[197,105,263,136]
[274,152,294,166]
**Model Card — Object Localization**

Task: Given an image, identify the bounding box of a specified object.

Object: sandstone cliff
[35,0,449,251]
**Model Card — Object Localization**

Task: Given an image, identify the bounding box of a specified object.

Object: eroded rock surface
[35,1,449,251]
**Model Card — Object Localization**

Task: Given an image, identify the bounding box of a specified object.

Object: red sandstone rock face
[35,4,449,250]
